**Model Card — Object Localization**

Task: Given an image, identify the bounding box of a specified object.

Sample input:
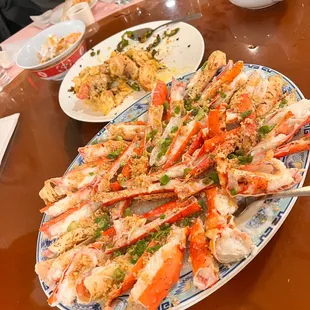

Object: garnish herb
[238,154,253,165]
[220,91,226,99]
[116,135,123,141]
[174,105,181,114]
[128,239,149,263]
[240,110,252,119]
[279,98,288,108]
[96,49,100,55]
[68,86,75,93]
[157,137,173,159]
[113,250,122,258]
[146,129,158,141]
[106,148,123,159]
[127,81,140,91]
[203,177,212,185]
[201,60,208,71]
[230,188,238,196]
[227,104,231,109]
[147,145,154,153]
[184,99,193,111]
[191,107,199,116]
[160,174,170,186]
[90,51,95,57]
[160,214,166,220]
[67,221,78,232]
[163,28,180,38]
[139,30,153,43]
[163,101,169,111]
[124,208,132,217]
[89,172,94,176]
[171,126,179,133]
[194,95,201,102]
[116,31,133,52]
[146,244,161,254]
[258,125,275,138]
[112,268,125,282]
[183,168,192,177]
[195,108,205,121]
[207,171,219,184]
[146,34,161,51]
[198,199,206,210]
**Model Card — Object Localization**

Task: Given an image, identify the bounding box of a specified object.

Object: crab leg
[105,121,145,141]
[223,157,302,196]
[174,178,214,200]
[186,50,227,100]
[147,80,168,137]
[110,199,132,220]
[199,61,244,106]
[78,140,129,163]
[274,134,310,158]
[48,247,106,307]
[104,240,157,309]
[163,119,201,168]
[93,181,177,205]
[40,201,103,240]
[166,77,186,119]
[106,197,201,254]
[207,108,226,138]
[189,218,219,290]
[40,186,92,218]
[250,110,310,157]
[128,226,189,310]
[205,188,254,264]
[39,158,112,201]
[95,136,139,192]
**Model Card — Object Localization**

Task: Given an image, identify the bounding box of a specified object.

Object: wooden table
[1,0,310,309]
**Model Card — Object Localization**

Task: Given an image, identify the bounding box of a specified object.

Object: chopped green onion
[113,250,122,258]
[163,28,180,38]
[198,199,206,210]
[116,135,123,141]
[160,214,166,220]
[235,149,244,156]
[127,81,140,91]
[163,101,169,111]
[171,126,179,133]
[89,172,94,176]
[184,99,192,111]
[238,154,253,165]
[96,49,100,55]
[139,30,153,43]
[203,178,212,185]
[183,168,192,177]
[208,171,219,184]
[220,91,226,99]
[67,221,78,232]
[112,268,125,282]
[195,108,205,121]
[174,105,181,114]
[201,60,208,71]
[279,98,288,108]
[258,125,275,138]
[124,208,132,217]
[230,188,238,196]
[90,51,95,57]
[191,107,199,116]
[147,145,154,153]
[146,244,161,254]
[146,34,161,51]
[160,174,170,186]
[146,129,158,141]
[240,110,252,119]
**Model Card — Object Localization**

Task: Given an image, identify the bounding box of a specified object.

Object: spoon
[233,185,310,217]
[128,13,203,42]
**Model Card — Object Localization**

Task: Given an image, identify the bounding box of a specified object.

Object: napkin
[0,113,19,166]
[30,10,53,29]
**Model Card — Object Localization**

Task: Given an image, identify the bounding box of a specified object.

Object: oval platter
[37,64,310,310]
[58,20,204,123]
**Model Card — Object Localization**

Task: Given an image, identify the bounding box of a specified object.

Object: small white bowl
[230,0,282,9]
[16,20,85,70]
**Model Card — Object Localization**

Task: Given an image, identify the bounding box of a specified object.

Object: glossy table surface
[1,0,310,309]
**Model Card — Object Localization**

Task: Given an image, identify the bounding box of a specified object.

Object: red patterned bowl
[32,39,87,81]
[16,20,86,81]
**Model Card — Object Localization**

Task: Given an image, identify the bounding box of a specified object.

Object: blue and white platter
[36,64,309,310]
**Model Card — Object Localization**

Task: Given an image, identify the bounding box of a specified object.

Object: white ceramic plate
[37,64,309,310]
[50,0,98,25]
[58,20,204,122]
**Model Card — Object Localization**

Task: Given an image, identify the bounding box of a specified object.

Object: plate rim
[58,20,205,123]
[37,63,309,310]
